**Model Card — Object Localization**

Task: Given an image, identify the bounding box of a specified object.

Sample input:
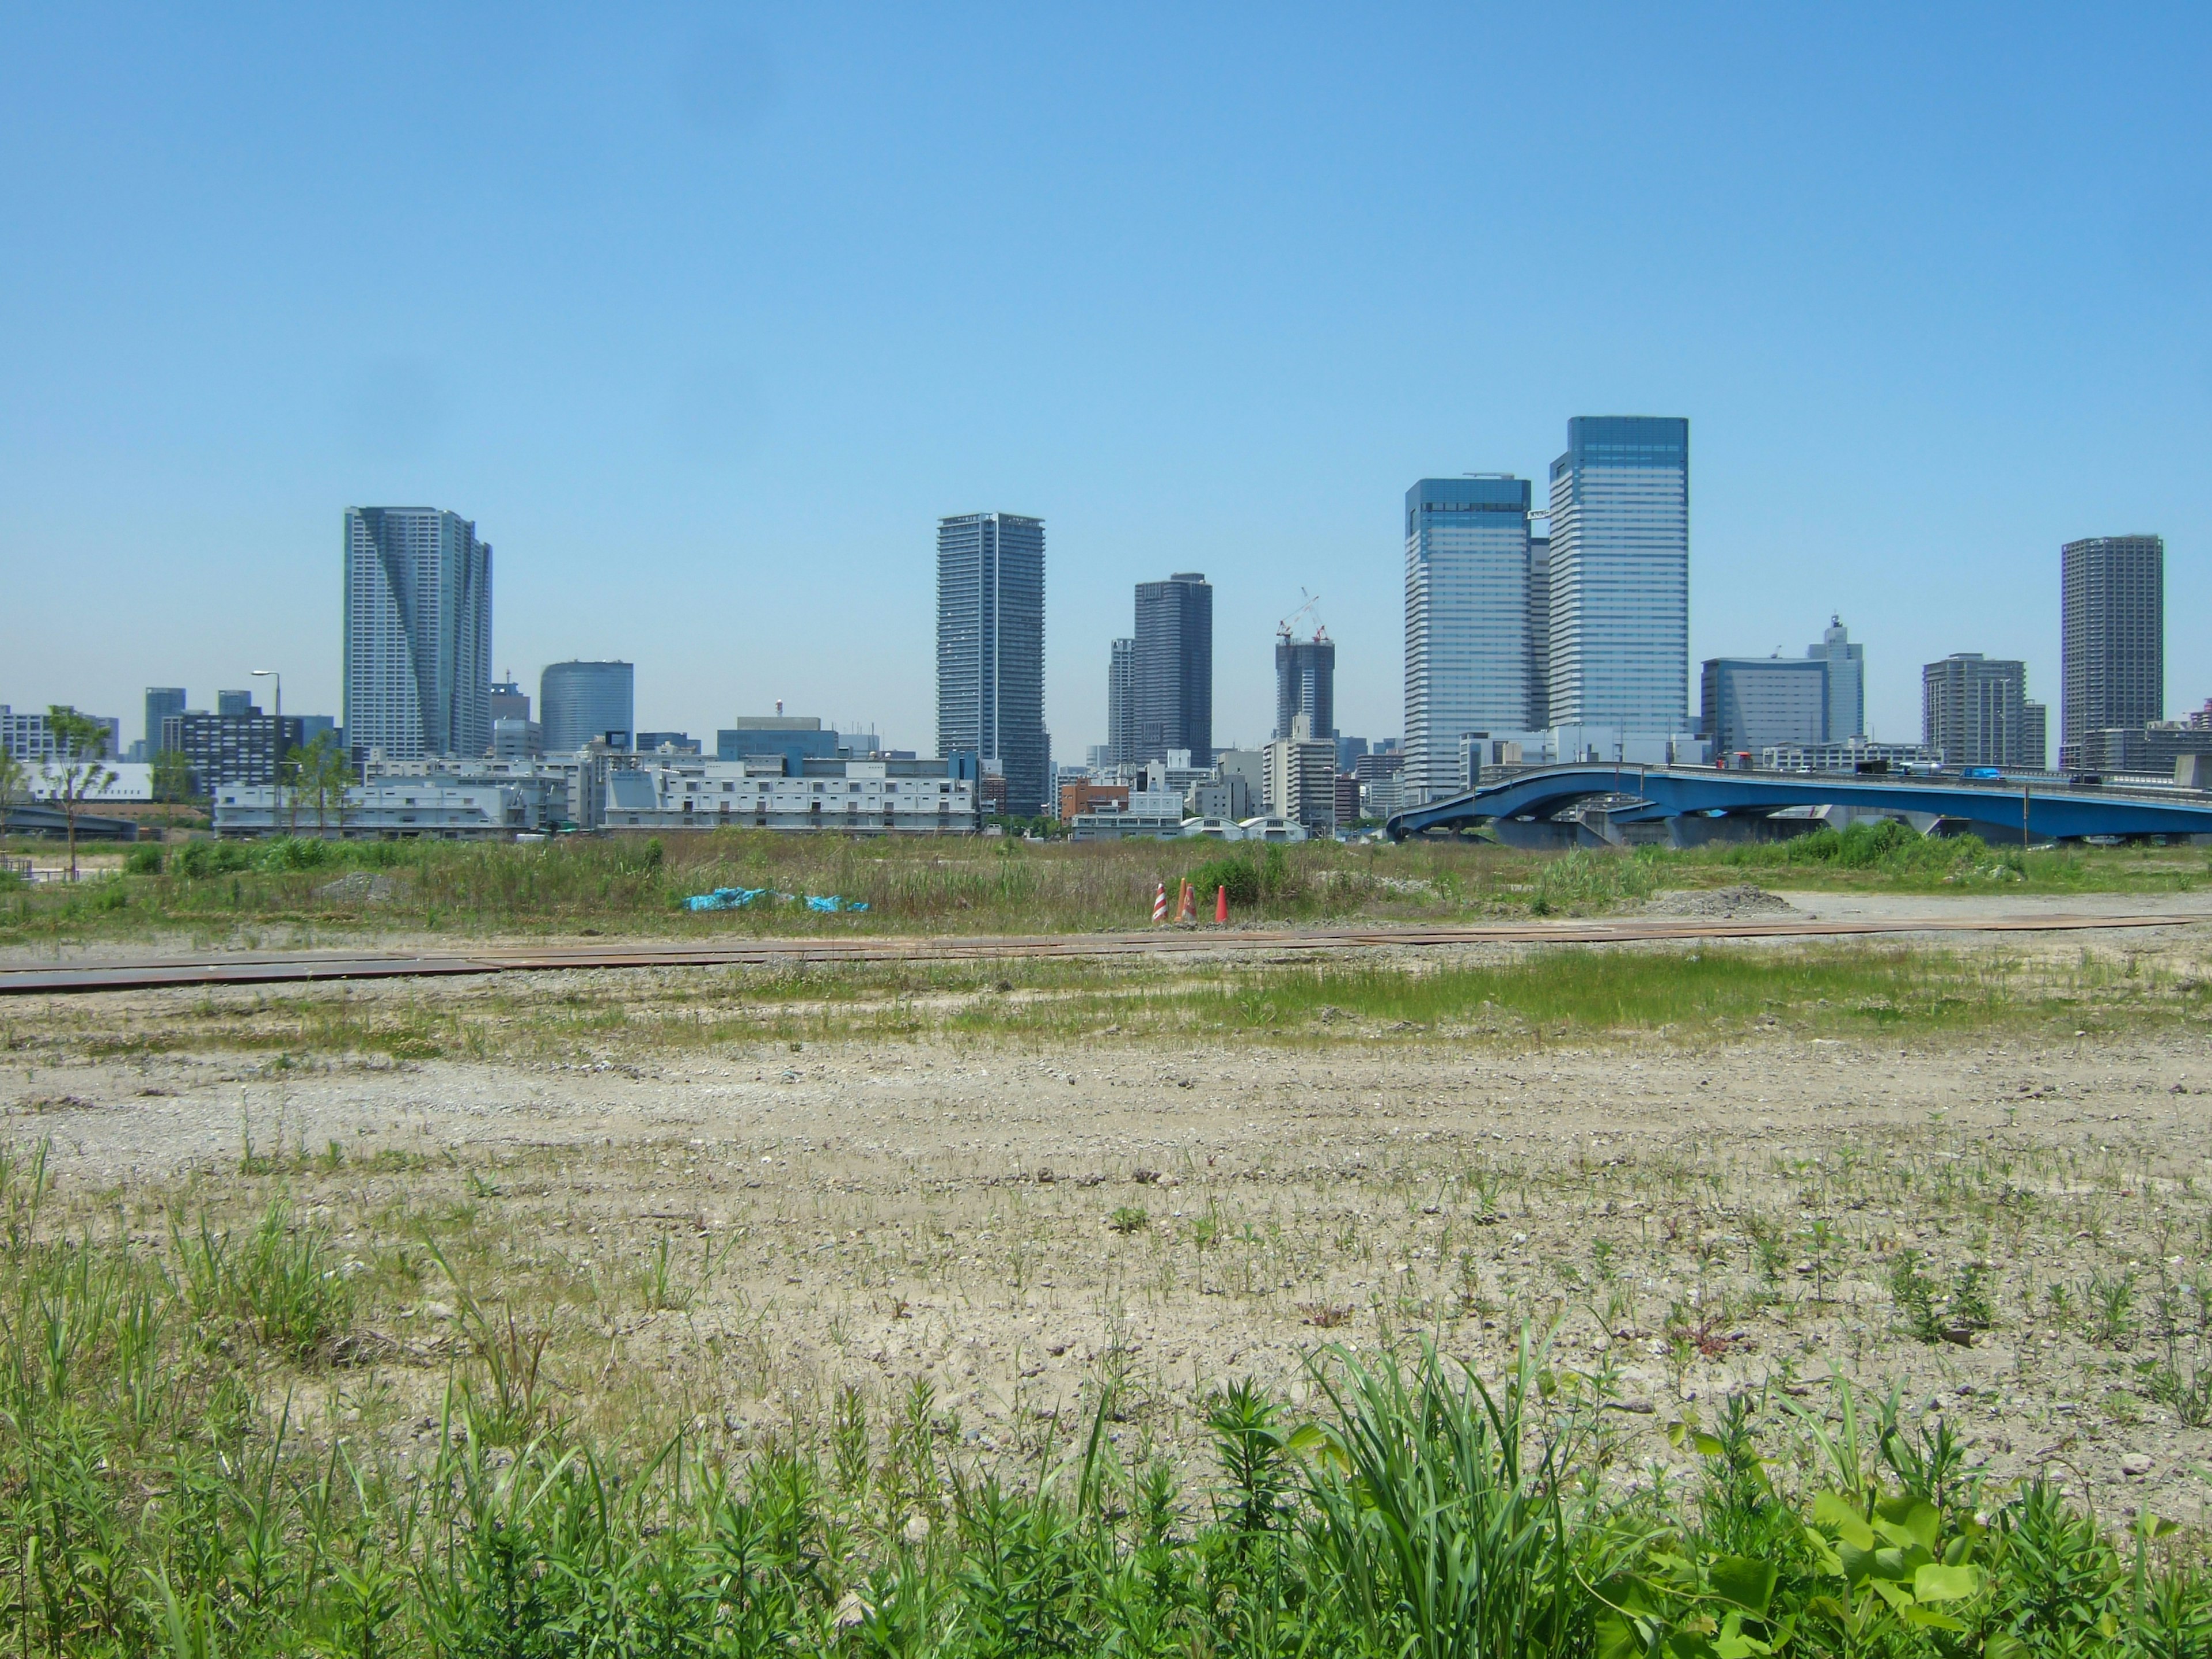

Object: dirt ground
[9,924,2212,1523]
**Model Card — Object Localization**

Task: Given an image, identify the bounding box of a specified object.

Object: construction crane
[1277,588,1328,642]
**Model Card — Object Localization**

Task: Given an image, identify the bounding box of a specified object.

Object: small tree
[0,747,24,838]
[43,707,118,882]
[298,733,351,838]
[150,747,197,808]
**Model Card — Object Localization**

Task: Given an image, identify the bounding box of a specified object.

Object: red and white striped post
[1152,882,1168,923]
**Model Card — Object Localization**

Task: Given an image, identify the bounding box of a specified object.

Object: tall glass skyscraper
[144,688,185,756]
[1403,476,1536,803]
[540,661,635,753]
[343,507,493,759]
[1274,634,1335,743]
[937,512,1047,815]
[1133,573,1213,764]
[1546,417,1689,730]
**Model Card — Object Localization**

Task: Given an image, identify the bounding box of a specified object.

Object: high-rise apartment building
[540,661,635,754]
[1923,654,2045,769]
[1403,476,1536,804]
[937,513,1047,816]
[1106,638,1137,767]
[144,688,186,755]
[1546,417,1689,729]
[1808,616,1865,741]
[343,507,493,760]
[1274,634,1335,743]
[2060,535,2164,767]
[1132,573,1212,766]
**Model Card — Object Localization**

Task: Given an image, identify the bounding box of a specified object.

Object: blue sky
[3,4,2207,754]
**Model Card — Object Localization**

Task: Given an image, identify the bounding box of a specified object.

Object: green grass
[15,939,2202,1067]
[0,1124,2203,1658]
[2,824,2206,950]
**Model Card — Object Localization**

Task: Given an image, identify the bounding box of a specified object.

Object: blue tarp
[684,887,769,911]
[684,888,870,914]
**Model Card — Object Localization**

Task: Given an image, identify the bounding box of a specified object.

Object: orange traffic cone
[1215,884,1228,923]
[1152,882,1168,923]
[1178,880,1196,923]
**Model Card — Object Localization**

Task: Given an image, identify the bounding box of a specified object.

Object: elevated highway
[1387,764,2212,844]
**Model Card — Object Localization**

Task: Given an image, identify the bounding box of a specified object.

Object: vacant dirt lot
[9,927,2212,1523]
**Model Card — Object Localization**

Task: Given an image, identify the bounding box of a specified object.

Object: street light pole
[251,668,281,721]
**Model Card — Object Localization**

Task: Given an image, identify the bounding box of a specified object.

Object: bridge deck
[1387,764,2212,842]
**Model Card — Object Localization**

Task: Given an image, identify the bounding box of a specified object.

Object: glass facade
[937,513,1048,816]
[1274,635,1335,742]
[1132,573,1213,765]
[1402,476,1535,803]
[343,507,493,760]
[1546,417,1689,730]
[1699,656,1827,757]
[540,661,635,754]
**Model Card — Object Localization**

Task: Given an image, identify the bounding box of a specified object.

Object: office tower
[1699,656,1828,758]
[1403,476,1535,804]
[1923,653,2037,768]
[1546,416,1690,729]
[1132,572,1213,766]
[2061,535,2164,766]
[490,678,531,724]
[540,661,635,753]
[144,688,185,755]
[1274,633,1335,743]
[1106,638,1137,767]
[1527,532,1551,729]
[1808,615,1865,741]
[217,690,257,718]
[343,507,493,760]
[297,714,339,749]
[936,512,1047,815]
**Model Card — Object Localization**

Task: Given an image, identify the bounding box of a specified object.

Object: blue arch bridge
[1385,764,2212,849]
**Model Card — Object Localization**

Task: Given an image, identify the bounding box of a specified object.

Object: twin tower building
[1404,416,1690,802]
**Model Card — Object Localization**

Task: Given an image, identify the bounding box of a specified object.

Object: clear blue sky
[4,5,2207,754]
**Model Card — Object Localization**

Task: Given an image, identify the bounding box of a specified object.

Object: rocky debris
[1641,885,1802,919]
[315,871,402,903]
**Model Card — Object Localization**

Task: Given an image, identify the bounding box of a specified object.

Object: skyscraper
[343,507,493,760]
[1403,476,1536,804]
[217,690,257,718]
[1923,653,2044,768]
[1546,417,1690,729]
[1526,532,1551,730]
[1133,573,1213,765]
[1106,637,1137,768]
[540,661,635,753]
[144,688,185,756]
[1274,633,1335,743]
[2061,535,2164,766]
[1700,656,1827,758]
[937,512,1047,815]
[1808,615,1865,741]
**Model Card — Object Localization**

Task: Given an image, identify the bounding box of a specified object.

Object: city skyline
[5,12,2207,754]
